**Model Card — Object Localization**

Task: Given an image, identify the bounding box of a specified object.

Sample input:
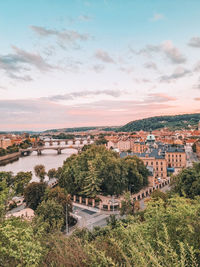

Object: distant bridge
[43,139,94,146]
[20,145,83,156]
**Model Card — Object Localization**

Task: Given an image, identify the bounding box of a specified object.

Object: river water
[0,147,77,182]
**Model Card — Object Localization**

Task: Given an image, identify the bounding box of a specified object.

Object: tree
[34,164,46,182]
[95,134,108,145]
[81,161,102,198]
[120,192,138,216]
[58,145,149,197]
[0,179,9,221]
[0,171,14,187]
[14,171,32,195]
[35,199,64,233]
[47,168,57,180]
[0,217,44,266]
[45,186,72,211]
[106,215,119,229]
[151,189,167,202]
[24,182,47,210]
[171,162,200,198]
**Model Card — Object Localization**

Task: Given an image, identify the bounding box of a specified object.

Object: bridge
[20,138,94,156]
[20,145,83,156]
[42,138,94,146]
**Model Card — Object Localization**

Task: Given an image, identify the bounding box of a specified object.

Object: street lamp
[66,204,69,235]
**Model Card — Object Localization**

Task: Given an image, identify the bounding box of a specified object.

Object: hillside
[118,113,200,132]
[43,126,119,133]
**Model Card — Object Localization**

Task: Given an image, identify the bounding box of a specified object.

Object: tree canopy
[171,162,200,198]
[118,113,200,131]
[34,165,46,182]
[24,182,47,210]
[58,145,148,197]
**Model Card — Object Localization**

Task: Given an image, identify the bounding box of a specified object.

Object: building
[120,150,167,179]
[165,145,186,168]
[131,141,147,153]
[117,138,131,151]
[0,138,12,149]
[6,208,34,221]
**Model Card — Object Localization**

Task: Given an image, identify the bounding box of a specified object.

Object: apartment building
[0,138,12,149]
[120,150,167,179]
[165,146,186,168]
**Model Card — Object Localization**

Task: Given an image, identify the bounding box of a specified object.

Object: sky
[0,0,200,131]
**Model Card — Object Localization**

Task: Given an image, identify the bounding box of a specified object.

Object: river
[0,147,77,182]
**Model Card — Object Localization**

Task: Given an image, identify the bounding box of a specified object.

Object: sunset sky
[1,0,200,131]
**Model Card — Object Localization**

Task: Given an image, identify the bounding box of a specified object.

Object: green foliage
[58,145,148,196]
[45,186,72,216]
[47,168,57,179]
[52,133,75,139]
[34,164,46,182]
[35,186,73,233]
[0,171,14,187]
[42,196,200,266]
[0,179,9,221]
[0,145,19,156]
[151,189,167,202]
[0,148,6,156]
[95,133,108,145]
[14,171,32,195]
[81,161,102,198]
[171,162,200,198]
[120,192,135,216]
[35,199,64,233]
[119,113,200,131]
[106,215,119,229]
[24,182,47,210]
[19,139,32,149]
[0,217,44,267]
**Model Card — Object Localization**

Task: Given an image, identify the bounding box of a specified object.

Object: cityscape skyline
[1,0,200,130]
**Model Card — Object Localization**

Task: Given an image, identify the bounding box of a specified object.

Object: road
[185,144,199,167]
[71,205,110,231]
[71,182,172,231]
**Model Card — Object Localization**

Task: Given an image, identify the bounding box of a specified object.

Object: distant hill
[43,126,119,133]
[118,113,200,132]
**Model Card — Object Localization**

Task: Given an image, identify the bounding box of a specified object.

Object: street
[71,205,110,231]
[185,144,199,167]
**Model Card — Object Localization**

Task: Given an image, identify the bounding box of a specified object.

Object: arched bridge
[43,139,94,146]
[20,145,83,156]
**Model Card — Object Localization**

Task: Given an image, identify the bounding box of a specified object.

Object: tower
[198,121,200,131]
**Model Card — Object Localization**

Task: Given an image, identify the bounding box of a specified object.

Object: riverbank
[0,152,20,166]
